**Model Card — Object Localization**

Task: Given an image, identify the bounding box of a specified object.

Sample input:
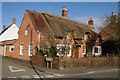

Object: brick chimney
[62,6,68,17]
[88,17,94,29]
[12,18,16,24]
[111,12,117,22]
[3,25,6,30]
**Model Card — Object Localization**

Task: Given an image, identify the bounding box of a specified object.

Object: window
[56,44,71,57]
[92,46,102,56]
[84,34,87,41]
[94,47,98,53]
[67,33,71,39]
[9,45,14,52]
[28,44,33,56]
[20,44,23,55]
[25,24,30,36]
[25,25,29,36]
[25,29,28,35]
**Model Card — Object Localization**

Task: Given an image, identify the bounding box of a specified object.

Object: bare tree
[98,15,111,31]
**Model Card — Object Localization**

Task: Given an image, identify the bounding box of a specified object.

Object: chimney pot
[62,5,68,17]
[111,12,117,22]
[88,17,94,28]
[12,18,16,24]
[112,12,115,16]
[3,25,6,30]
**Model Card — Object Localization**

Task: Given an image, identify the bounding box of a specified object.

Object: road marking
[8,77,17,78]
[33,75,41,78]
[95,68,120,73]
[111,69,120,71]
[45,74,54,78]
[22,76,31,78]
[81,71,95,75]
[54,74,64,77]
[9,65,26,72]
[68,68,120,77]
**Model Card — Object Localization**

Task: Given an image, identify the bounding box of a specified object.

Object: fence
[31,56,119,69]
[60,57,119,69]
[31,56,46,67]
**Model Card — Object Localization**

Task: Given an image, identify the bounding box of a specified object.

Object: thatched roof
[26,9,98,40]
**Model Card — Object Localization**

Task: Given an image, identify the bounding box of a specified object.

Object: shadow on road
[30,60,43,80]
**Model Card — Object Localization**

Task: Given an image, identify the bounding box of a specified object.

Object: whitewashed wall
[0,24,19,42]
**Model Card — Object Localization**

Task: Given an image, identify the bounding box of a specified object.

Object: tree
[98,15,111,31]
[99,13,120,56]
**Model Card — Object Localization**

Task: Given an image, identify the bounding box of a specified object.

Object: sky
[1,2,118,32]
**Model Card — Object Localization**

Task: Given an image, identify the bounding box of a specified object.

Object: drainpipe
[30,30,33,56]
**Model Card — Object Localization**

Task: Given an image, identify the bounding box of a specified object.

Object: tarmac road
[1,57,120,80]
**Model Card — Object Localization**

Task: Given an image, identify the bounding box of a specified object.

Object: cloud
[73,16,103,32]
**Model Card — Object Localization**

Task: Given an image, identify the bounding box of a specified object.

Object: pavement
[1,56,120,79]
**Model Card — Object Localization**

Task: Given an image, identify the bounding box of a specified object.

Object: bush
[35,48,44,56]
[102,39,120,56]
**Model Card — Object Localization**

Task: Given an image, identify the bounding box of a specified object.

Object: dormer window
[67,33,71,39]
[84,34,87,41]
[84,32,91,41]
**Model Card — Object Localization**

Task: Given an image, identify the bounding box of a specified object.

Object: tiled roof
[99,22,118,40]
[0,24,12,35]
[26,9,53,34]
[0,39,17,45]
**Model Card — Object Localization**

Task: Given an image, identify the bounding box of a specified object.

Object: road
[1,57,120,79]
[2,57,42,78]
[2,57,66,79]
[62,68,119,78]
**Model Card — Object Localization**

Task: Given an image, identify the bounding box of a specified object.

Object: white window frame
[25,28,28,36]
[56,44,71,57]
[92,46,102,56]
[67,33,71,39]
[20,44,23,55]
[84,34,87,41]
[28,44,33,56]
[9,45,14,52]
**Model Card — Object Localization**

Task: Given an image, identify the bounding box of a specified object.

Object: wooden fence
[31,56,119,69]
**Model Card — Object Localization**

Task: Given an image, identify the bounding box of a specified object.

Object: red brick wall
[5,45,11,57]
[31,56,46,67]
[10,11,39,60]
[2,40,16,57]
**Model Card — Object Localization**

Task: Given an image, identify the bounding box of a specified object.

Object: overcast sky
[1,2,118,32]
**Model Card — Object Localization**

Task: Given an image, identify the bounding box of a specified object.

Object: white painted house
[0,18,19,56]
